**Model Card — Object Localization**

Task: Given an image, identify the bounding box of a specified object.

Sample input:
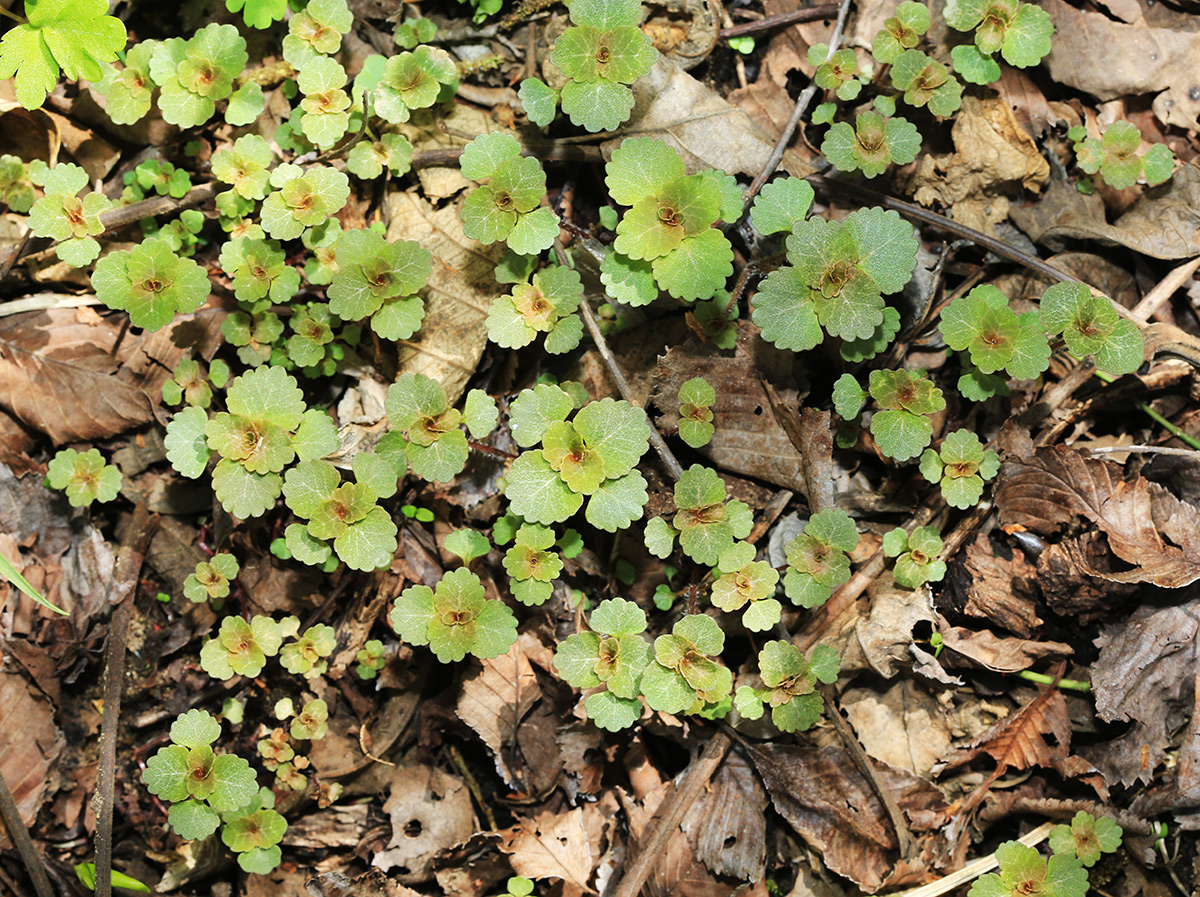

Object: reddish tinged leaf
[940,686,1074,779]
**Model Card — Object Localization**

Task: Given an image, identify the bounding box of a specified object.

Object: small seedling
[677,377,715,448]
[390,567,519,663]
[554,597,651,730]
[640,613,732,715]
[919,429,1000,509]
[184,553,240,605]
[882,526,946,589]
[356,639,387,678]
[967,841,1087,897]
[735,641,840,732]
[781,509,858,608]
[46,448,122,508]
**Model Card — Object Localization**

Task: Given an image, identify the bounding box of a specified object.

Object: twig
[742,0,853,211]
[0,766,53,897]
[1130,256,1200,324]
[0,225,31,285]
[824,686,916,859]
[605,730,732,897]
[1082,444,1200,458]
[557,242,684,482]
[720,4,841,39]
[93,505,159,897]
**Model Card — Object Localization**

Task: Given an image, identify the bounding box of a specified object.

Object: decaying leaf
[373,764,475,883]
[937,626,1072,674]
[939,686,1078,781]
[385,190,501,405]
[456,632,541,786]
[997,445,1200,588]
[680,748,768,881]
[497,807,594,890]
[0,664,64,850]
[841,680,953,777]
[942,533,1042,637]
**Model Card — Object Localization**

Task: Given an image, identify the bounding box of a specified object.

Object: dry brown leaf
[385,190,500,405]
[650,321,809,493]
[456,633,541,787]
[1011,165,1200,260]
[746,739,945,891]
[373,764,475,883]
[680,748,768,881]
[909,96,1050,234]
[940,687,1072,778]
[498,807,594,890]
[937,626,1072,674]
[997,445,1200,588]
[943,533,1042,637]
[612,58,813,180]
[841,680,953,777]
[0,662,63,850]
[1041,0,1200,129]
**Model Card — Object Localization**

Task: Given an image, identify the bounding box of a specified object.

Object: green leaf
[171,709,221,747]
[1142,143,1175,186]
[822,112,921,178]
[260,166,350,240]
[652,229,734,301]
[752,266,824,352]
[329,229,431,321]
[1001,2,1052,68]
[560,76,635,132]
[45,447,121,507]
[507,206,560,256]
[585,691,642,730]
[447,528,491,566]
[573,398,649,479]
[504,451,584,524]
[463,389,498,439]
[950,44,1000,85]
[600,251,658,306]
[165,407,212,479]
[143,745,191,803]
[509,383,574,446]
[0,0,127,109]
[749,177,814,236]
[585,469,648,532]
[519,77,558,126]
[212,458,282,519]
[806,508,859,552]
[606,137,688,206]
[570,0,641,31]
[213,135,273,200]
[831,373,867,420]
[167,800,221,840]
[460,132,521,180]
[334,506,397,571]
[644,516,677,558]
[870,409,934,462]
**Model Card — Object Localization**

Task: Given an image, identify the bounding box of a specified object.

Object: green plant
[289,698,329,739]
[833,369,947,461]
[735,641,839,732]
[940,285,1051,383]
[220,787,288,873]
[882,525,946,589]
[781,509,858,609]
[640,613,732,715]
[871,1,929,64]
[92,238,211,331]
[752,202,918,353]
[261,164,351,241]
[919,428,1000,509]
[1047,811,1123,868]
[346,133,415,180]
[445,528,491,566]
[280,624,337,677]
[0,154,36,211]
[149,24,249,128]
[298,56,352,148]
[211,135,274,201]
[503,385,650,531]
[809,43,863,101]
[283,0,352,66]
[503,523,563,605]
[26,162,111,266]
[0,0,127,109]
[219,238,301,309]
[889,50,963,116]
[395,16,437,50]
[1071,121,1176,191]
[459,133,558,256]
[184,553,240,604]
[374,45,458,124]
[822,111,921,178]
[601,137,738,303]
[495,877,536,897]
[710,541,781,632]
[519,0,656,131]
[677,376,715,448]
[644,464,752,566]
[355,639,387,678]
[553,597,651,731]
[328,228,431,338]
[379,373,471,484]
[946,0,1052,85]
[142,710,259,840]
[968,841,1087,897]
[486,264,585,354]
[389,567,519,663]
[200,615,284,679]
[282,458,399,570]
[45,447,122,507]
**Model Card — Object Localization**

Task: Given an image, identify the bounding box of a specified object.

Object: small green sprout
[380,373,470,484]
[863,369,946,461]
[445,529,491,567]
[808,43,862,101]
[92,237,211,331]
[283,0,353,67]
[134,159,191,198]
[260,164,351,241]
[504,386,650,531]
[390,567,519,663]
[486,265,585,354]
[553,597,651,731]
[752,206,918,352]
[782,509,858,608]
[944,0,1052,79]
[496,877,536,897]
[28,163,111,266]
[1047,811,1123,868]
[1040,282,1146,377]
[871,1,929,64]
[1071,122,1175,190]
[374,45,458,124]
[46,448,122,508]
[298,56,352,148]
[184,553,239,604]
[150,24,248,128]
[518,0,656,131]
[221,788,288,874]
[219,238,301,310]
[200,615,283,679]
[211,135,274,201]
[395,16,437,49]
[503,523,563,606]
[677,377,715,448]
[0,154,36,212]
[328,228,431,339]
[221,310,285,367]
[141,710,259,841]
[640,613,732,715]
[602,137,737,303]
[257,727,293,769]
[919,429,1001,509]
[710,541,781,632]
[749,177,815,237]
[74,863,150,893]
[822,111,921,178]
[280,624,337,677]
[346,133,415,180]
[290,698,329,740]
[459,133,558,256]
[967,841,1087,897]
[735,641,839,732]
[356,639,386,679]
[94,41,157,125]
[644,464,753,566]
[889,51,963,117]
[882,526,946,589]
[940,285,1051,382]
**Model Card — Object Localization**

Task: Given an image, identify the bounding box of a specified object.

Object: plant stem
[0,766,53,897]
[1015,670,1091,692]
[1093,370,1200,450]
[94,506,158,897]
[719,4,841,40]
[0,5,26,22]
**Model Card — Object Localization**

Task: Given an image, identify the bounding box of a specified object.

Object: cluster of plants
[0,0,1174,883]
[970,812,1124,897]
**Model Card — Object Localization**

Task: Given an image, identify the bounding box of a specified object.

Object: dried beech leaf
[373,764,475,883]
[944,534,1042,637]
[498,808,594,889]
[456,632,541,786]
[680,748,767,881]
[938,626,1072,674]
[0,666,64,850]
[998,445,1200,588]
[940,687,1072,777]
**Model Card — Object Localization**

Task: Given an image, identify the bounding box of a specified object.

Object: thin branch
[94,506,159,897]
[0,766,53,897]
[719,4,840,39]
[742,0,853,211]
[1130,256,1200,324]
[1082,444,1200,458]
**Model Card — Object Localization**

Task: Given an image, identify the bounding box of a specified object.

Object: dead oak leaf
[498,808,594,890]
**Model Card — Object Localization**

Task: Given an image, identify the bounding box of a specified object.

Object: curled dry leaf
[0,666,64,850]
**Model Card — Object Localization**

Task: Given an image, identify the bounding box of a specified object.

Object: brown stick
[0,765,53,897]
[719,4,840,39]
[93,505,159,897]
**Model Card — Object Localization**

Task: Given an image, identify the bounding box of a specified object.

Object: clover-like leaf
[872,1,929,64]
[919,428,1000,509]
[260,166,350,241]
[150,24,247,128]
[1039,282,1145,376]
[390,567,518,662]
[1047,811,1122,868]
[749,176,815,236]
[968,841,1087,897]
[183,553,239,603]
[92,238,211,331]
[641,613,731,714]
[374,45,457,123]
[45,447,121,507]
[782,509,857,608]
[867,369,945,461]
[671,464,752,566]
[822,111,921,178]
